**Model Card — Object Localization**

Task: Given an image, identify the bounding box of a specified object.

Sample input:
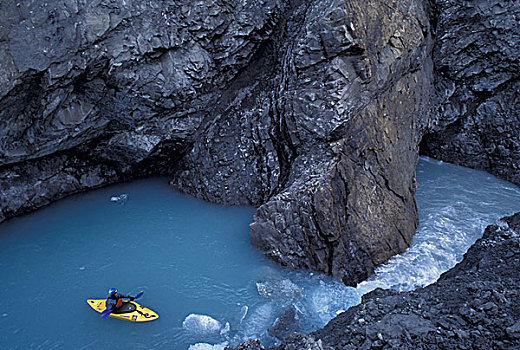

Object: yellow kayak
[86,299,159,322]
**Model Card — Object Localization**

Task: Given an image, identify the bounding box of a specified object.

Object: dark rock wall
[249,64,433,285]
[1,0,281,166]
[0,0,518,288]
[176,0,434,285]
[0,0,283,218]
[421,0,520,185]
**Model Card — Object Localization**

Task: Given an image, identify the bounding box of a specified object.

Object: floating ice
[256,279,301,299]
[238,305,248,324]
[110,194,128,204]
[220,322,230,337]
[188,342,228,350]
[241,303,274,337]
[183,314,222,335]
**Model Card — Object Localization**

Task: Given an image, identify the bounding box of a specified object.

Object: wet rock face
[268,307,299,340]
[0,153,120,219]
[177,0,434,285]
[247,0,434,285]
[234,212,520,349]
[421,0,520,185]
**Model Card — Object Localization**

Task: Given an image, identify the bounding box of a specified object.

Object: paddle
[101,291,144,318]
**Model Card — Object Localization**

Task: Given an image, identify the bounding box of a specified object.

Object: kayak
[86,299,159,322]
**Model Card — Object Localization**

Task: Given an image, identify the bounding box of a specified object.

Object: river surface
[1,157,520,349]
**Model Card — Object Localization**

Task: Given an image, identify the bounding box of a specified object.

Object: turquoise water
[1,157,520,349]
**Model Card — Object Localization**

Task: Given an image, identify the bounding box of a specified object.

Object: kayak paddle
[101,308,112,318]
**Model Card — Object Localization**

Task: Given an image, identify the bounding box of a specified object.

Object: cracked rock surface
[0,0,282,218]
[421,0,520,185]
[181,0,435,285]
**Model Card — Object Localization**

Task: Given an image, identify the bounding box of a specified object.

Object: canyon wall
[177,0,435,285]
[421,0,520,185]
[1,0,519,286]
[1,0,283,221]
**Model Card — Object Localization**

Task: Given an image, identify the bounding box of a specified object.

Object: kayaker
[106,288,135,312]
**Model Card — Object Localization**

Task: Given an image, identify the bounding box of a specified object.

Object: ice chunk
[220,322,230,337]
[241,303,274,337]
[182,314,222,335]
[110,194,128,204]
[188,342,228,350]
[239,305,248,324]
[256,279,301,299]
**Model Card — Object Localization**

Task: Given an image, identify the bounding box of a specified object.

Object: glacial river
[1,157,519,349]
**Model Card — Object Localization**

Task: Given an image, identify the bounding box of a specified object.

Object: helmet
[108,288,118,296]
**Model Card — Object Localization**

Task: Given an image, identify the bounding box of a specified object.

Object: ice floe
[110,193,128,204]
[183,314,222,335]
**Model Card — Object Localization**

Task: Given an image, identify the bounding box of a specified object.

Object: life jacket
[109,293,123,308]
[115,295,123,308]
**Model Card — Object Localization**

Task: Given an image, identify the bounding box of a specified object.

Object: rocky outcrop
[1,0,282,164]
[0,0,436,286]
[234,0,434,285]
[0,0,282,217]
[268,307,299,340]
[421,0,520,185]
[233,211,520,349]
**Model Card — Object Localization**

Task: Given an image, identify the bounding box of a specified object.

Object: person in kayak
[106,288,135,312]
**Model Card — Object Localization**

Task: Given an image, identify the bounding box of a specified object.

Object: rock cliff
[0,0,518,287]
[0,0,432,286]
[1,0,283,219]
[421,0,520,185]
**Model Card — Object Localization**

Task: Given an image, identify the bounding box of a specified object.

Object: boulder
[268,307,299,340]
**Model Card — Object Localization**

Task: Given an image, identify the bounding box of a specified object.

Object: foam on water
[1,157,519,349]
[357,157,520,295]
